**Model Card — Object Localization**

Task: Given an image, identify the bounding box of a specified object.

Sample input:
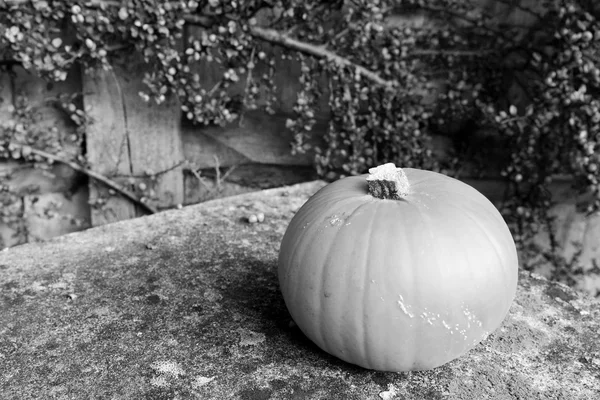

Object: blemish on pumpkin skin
[324,212,351,228]
[325,213,345,227]
[462,305,483,329]
[397,295,414,318]
[419,310,439,326]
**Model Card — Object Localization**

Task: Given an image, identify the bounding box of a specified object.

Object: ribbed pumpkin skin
[278,168,518,372]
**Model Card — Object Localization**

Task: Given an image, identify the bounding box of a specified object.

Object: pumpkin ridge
[279,206,325,311]
[442,201,516,323]
[317,200,371,355]
[419,201,474,361]
[398,195,504,366]
[375,197,424,369]
[280,195,369,353]
[359,201,381,369]
[280,195,362,297]
[454,200,514,288]
[402,197,435,367]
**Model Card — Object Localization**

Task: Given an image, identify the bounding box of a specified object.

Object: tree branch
[252,26,392,86]
[16,145,158,214]
[183,15,393,87]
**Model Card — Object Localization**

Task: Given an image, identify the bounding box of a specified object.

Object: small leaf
[85,38,96,50]
[509,105,517,116]
[118,7,129,20]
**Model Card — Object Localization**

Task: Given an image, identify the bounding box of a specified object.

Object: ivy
[1,0,600,293]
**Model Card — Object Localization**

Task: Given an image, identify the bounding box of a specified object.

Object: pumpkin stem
[366,163,410,200]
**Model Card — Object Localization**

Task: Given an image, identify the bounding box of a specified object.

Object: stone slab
[0,181,599,399]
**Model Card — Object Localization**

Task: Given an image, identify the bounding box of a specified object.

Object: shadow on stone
[218,255,368,374]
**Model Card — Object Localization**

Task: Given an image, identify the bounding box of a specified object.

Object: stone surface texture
[1,181,599,399]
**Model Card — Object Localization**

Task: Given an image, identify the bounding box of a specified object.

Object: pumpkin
[278,163,518,372]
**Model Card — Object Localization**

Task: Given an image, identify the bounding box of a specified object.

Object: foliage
[1,0,600,292]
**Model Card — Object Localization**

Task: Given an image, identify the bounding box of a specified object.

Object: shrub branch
[20,145,158,214]
[249,26,393,86]
[182,15,394,87]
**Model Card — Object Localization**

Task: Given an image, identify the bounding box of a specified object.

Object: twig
[184,163,214,193]
[213,154,221,191]
[330,27,350,44]
[105,43,131,52]
[152,159,186,176]
[207,80,221,96]
[220,164,237,183]
[17,145,158,214]
[184,158,237,193]
[111,159,186,178]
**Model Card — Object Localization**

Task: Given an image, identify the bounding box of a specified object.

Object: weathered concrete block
[0,182,598,399]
